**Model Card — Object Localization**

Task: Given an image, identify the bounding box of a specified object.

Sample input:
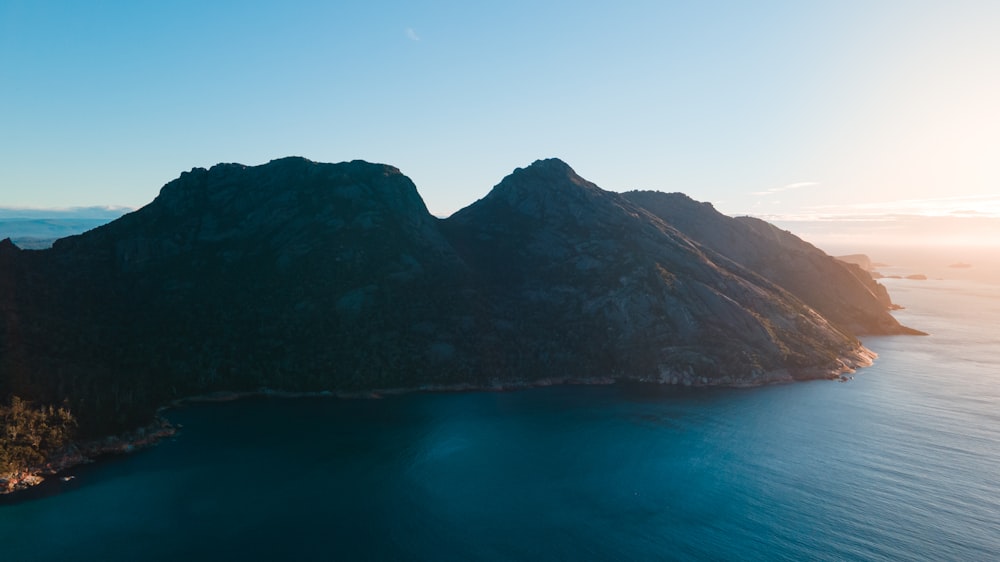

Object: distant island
[836,254,938,281]
[0,157,922,492]
[0,206,131,249]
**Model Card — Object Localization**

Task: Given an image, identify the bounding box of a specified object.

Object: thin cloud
[751,181,817,196]
[405,27,420,41]
[804,194,1000,219]
[750,194,1000,223]
[949,209,991,217]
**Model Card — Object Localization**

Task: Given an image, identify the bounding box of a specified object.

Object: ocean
[1,256,998,560]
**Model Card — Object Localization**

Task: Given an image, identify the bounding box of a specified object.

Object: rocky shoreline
[0,417,177,495]
[0,345,874,496]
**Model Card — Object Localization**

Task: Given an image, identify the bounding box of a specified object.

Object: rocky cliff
[1,157,916,438]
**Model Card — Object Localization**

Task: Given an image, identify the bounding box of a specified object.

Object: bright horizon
[2,1,999,249]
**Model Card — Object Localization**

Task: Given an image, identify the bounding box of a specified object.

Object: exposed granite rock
[622,191,922,335]
[1,157,918,442]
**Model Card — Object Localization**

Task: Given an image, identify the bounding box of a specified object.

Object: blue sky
[2,1,999,248]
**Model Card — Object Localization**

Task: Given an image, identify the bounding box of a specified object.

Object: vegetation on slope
[0,396,76,475]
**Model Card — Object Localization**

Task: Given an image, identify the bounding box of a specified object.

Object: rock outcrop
[1,157,917,439]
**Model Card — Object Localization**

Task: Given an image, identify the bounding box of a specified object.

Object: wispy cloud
[751,181,817,196]
[405,27,420,42]
[779,194,1000,221]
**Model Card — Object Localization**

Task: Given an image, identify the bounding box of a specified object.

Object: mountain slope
[620,191,920,335]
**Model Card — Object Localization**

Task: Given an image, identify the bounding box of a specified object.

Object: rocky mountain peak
[490,157,598,199]
[46,157,447,282]
[73,157,427,236]
[510,157,580,182]
[159,157,415,212]
[453,158,620,228]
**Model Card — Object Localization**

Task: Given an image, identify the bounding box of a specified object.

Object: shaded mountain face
[1,158,481,433]
[0,157,913,435]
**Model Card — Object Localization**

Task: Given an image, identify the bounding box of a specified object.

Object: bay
[1,276,999,561]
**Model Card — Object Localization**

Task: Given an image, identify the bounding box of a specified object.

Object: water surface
[2,277,998,561]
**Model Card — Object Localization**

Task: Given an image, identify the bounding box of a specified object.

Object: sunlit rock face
[622,191,919,336]
[0,157,914,435]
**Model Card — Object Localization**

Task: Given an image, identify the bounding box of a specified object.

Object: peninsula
[0,157,920,491]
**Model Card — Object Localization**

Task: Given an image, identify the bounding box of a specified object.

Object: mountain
[1,157,916,444]
[2,158,482,435]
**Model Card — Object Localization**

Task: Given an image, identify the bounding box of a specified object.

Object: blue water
[2,277,999,561]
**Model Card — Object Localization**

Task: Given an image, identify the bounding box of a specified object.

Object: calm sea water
[2,274,998,561]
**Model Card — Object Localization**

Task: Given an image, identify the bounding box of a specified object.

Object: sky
[2,0,999,250]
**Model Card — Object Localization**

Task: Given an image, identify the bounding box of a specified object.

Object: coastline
[0,345,874,496]
[0,416,177,495]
